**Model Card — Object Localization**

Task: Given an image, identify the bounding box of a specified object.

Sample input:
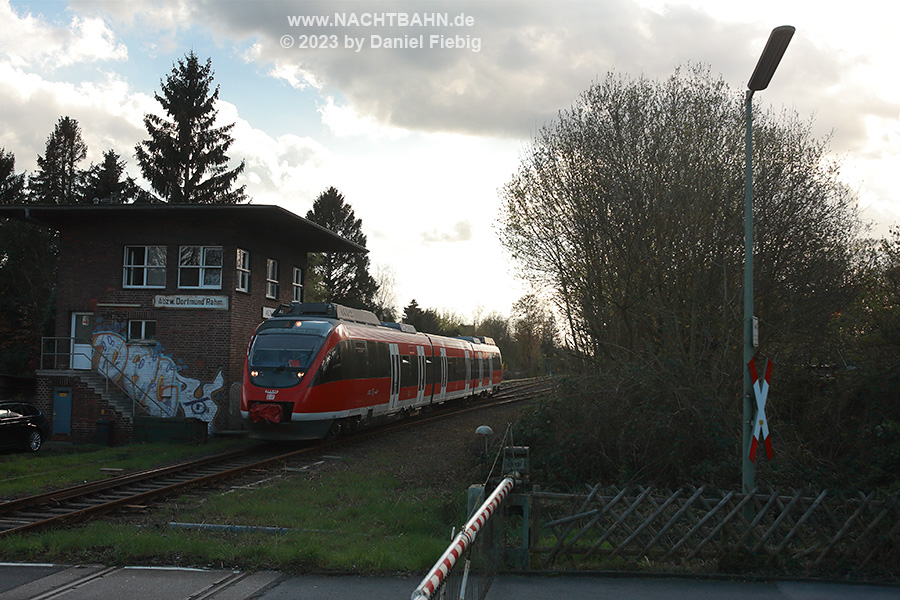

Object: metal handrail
[40,337,152,417]
[41,336,92,370]
[96,354,154,418]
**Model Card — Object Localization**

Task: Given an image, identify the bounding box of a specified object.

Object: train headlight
[250,370,259,377]
[297,371,305,378]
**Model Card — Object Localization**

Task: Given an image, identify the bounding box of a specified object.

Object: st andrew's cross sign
[748,357,773,463]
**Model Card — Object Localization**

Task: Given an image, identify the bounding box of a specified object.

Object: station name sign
[154,295,229,310]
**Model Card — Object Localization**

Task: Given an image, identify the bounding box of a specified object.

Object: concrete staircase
[76,370,142,422]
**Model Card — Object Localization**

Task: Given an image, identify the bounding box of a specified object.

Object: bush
[517,356,899,493]
[518,364,737,490]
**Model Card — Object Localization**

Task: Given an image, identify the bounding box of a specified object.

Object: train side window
[347,340,366,380]
[445,356,454,382]
[448,356,462,382]
[368,340,390,378]
[317,342,344,384]
[401,353,414,386]
[425,355,434,386]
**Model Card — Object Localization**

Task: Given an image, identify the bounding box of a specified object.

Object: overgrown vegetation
[502,66,899,493]
[519,354,899,492]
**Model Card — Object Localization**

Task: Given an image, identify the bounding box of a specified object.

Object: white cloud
[422,221,473,243]
[188,99,334,206]
[233,128,333,206]
[318,96,408,139]
[242,41,321,90]
[0,61,152,171]
[0,0,127,69]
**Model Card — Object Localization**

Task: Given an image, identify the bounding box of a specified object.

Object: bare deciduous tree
[499,64,861,383]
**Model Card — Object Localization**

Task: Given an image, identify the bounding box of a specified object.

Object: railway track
[0,377,554,539]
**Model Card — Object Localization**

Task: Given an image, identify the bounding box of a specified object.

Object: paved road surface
[1,564,897,599]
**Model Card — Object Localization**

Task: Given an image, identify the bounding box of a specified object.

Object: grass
[0,439,256,499]
[0,521,449,573]
[0,440,469,574]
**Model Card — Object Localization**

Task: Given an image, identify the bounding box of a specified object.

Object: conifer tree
[305,187,377,309]
[30,116,87,204]
[402,300,442,334]
[0,148,26,205]
[0,149,56,374]
[83,149,148,204]
[135,51,247,204]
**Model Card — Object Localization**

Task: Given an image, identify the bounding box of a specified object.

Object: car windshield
[249,332,324,370]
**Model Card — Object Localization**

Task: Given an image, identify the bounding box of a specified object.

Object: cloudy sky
[1,0,896,320]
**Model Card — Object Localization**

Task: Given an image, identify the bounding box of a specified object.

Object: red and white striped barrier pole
[411,477,515,600]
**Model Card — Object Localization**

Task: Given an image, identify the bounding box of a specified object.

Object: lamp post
[743,25,795,501]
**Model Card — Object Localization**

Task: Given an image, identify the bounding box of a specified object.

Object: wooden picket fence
[527,484,900,578]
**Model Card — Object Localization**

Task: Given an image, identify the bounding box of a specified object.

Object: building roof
[0,203,367,253]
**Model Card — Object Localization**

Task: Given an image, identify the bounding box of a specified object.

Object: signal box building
[2,204,364,444]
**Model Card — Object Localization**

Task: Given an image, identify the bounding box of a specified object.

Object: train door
[439,347,448,401]
[476,351,484,393]
[464,350,472,393]
[488,353,495,389]
[416,346,426,405]
[389,343,400,411]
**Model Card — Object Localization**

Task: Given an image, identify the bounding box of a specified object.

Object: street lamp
[743,25,795,500]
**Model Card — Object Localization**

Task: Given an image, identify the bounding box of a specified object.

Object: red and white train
[241,302,502,440]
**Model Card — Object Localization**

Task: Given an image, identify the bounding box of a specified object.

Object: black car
[0,401,51,452]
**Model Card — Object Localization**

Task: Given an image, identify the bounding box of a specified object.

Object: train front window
[250,333,322,370]
[248,331,326,388]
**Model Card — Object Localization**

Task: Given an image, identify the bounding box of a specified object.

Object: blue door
[53,387,72,436]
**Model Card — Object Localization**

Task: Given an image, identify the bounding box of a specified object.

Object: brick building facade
[2,204,363,444]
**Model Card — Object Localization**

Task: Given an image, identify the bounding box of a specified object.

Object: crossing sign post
[748,357,773,462]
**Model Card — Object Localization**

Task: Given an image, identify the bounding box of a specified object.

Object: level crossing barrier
[412,477,515,600]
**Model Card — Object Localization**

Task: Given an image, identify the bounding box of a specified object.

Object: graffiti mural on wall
[91,330,224,431]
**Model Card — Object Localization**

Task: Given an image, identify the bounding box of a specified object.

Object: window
[315,341,344,385]
[266,258,279,299]
[236,249,250,293]
[128,320,156,341]
[123,246,166,288]
[367,340,391,379]
[292,267,303,302]
[179,246,222,289]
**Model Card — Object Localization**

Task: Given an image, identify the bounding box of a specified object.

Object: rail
[41,337,152,418]
[1,381,539,539]
[0,444,283,537]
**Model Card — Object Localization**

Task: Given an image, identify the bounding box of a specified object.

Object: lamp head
[748,25,795,92]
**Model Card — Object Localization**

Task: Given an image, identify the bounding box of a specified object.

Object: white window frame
[178,245,223,289]
[292,266,303,302]
[123,245,166,289]
[128,320,157,341]
[266,258,279,299]
[236,248,250,293]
